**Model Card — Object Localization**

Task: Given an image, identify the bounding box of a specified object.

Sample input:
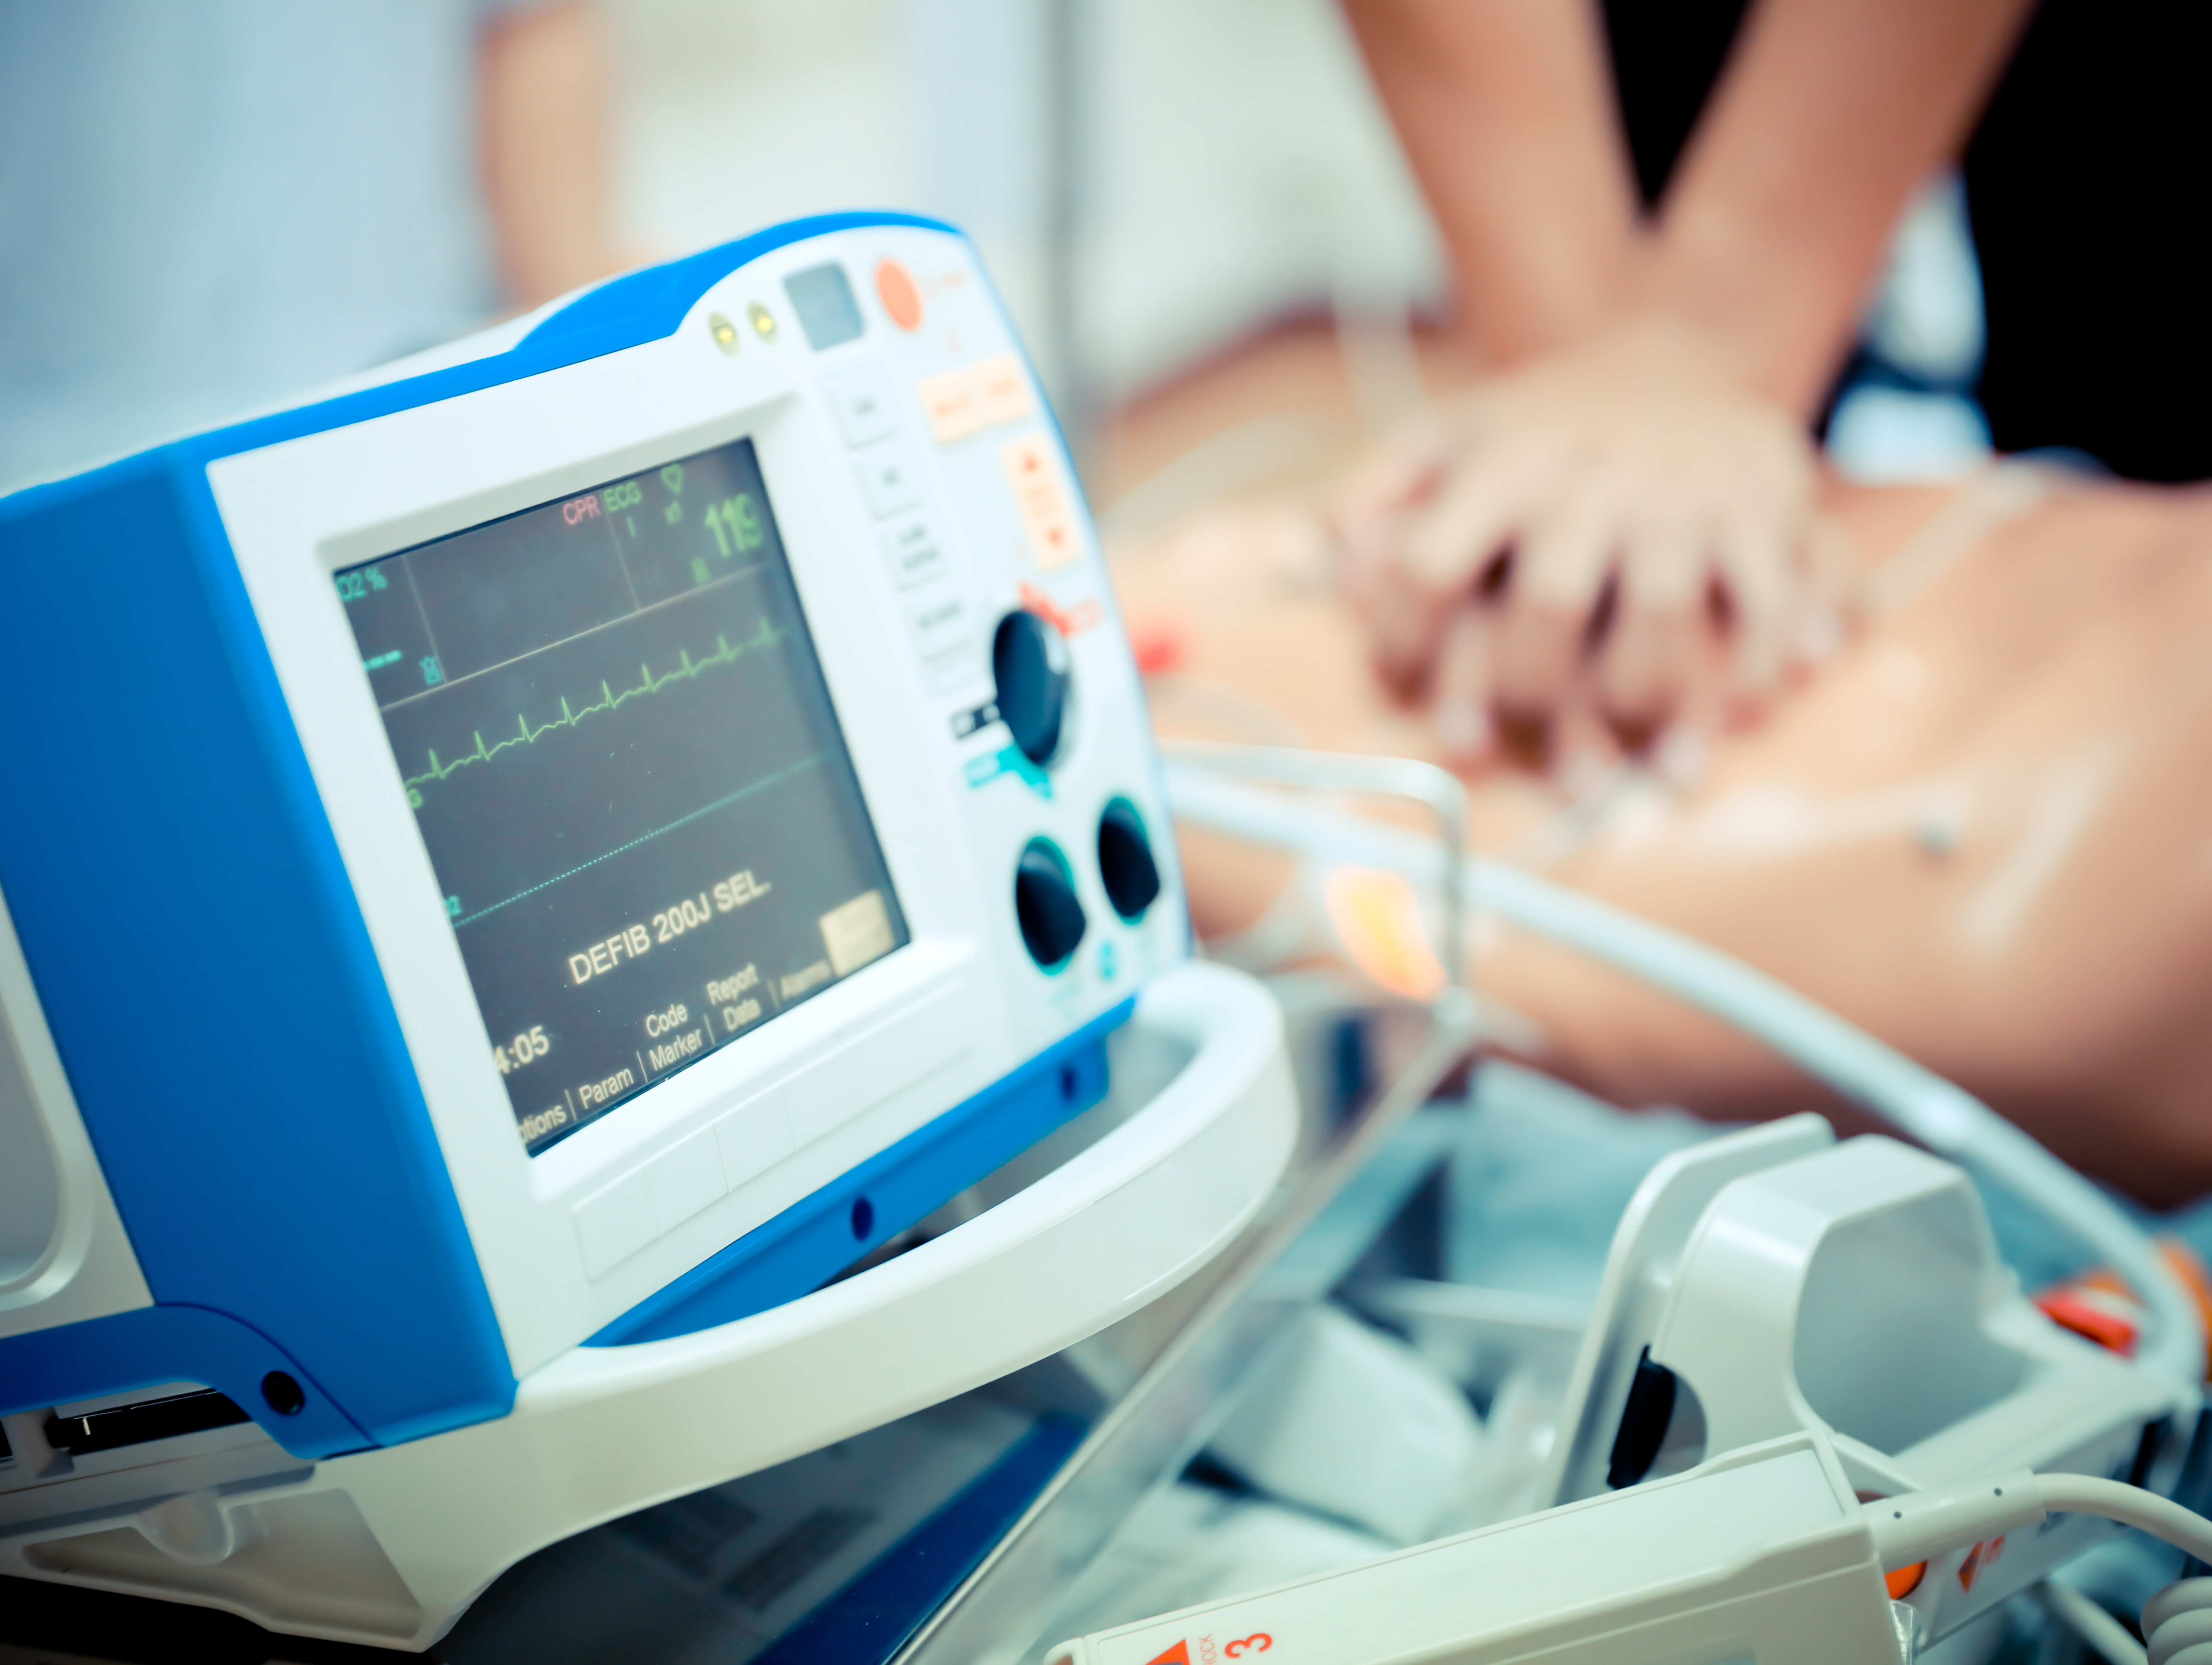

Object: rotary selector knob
[993,610,1070,767]
[1096,799,1162,921]
[1014,840,1086,970]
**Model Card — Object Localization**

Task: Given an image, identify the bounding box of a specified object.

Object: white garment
[0,0,539,491]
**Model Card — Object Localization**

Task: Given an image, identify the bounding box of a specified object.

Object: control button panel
[1014,841,1086,971]
[854,440,924,518]
[905,581,971,663]
[999,435,1078,569]
[973,353,1033,427]
[916,352,1034,445]
[992,610,1070,765]
[879,516,946,589]
[917,369,985,444]
[876,257,924,331]
[1097,800,1163,921]
[822,366,899,448]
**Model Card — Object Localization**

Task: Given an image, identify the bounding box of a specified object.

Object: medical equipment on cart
[1049,1106,2205,1665]
[1070,754,2212,1665]
[1048,1435,2212,1665]
[0,216,1298,1649]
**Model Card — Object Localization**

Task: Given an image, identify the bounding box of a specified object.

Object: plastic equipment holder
[0,962,1299,1651]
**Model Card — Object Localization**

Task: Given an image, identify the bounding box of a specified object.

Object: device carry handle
[330,961,1297,1613]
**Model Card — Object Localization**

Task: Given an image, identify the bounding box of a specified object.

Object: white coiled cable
[2145,1579,2212,1665]
[1871,1472,2212,1665]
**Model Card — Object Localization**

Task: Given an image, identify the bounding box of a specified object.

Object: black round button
[1097,798,1162,921]
[1014,840,1086,970]
[261,1372,305,1416]
[993,610,1070,766]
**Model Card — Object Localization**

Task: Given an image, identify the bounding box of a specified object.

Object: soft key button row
[571,1085,794,1279]
[918,353,1034,445]
[569,986,968,1279]
[573,1171,656,1280]
[646,1126,724,1233]
[712,1085,793,1197]
[786,982,976,1145]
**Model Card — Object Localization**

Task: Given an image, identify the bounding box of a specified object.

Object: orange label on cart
[1145,1644,1191,1665]
[1957,1535,2005,1591]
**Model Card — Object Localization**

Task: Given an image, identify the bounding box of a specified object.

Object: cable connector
[1865,1470,2212,1574]
[1864,1471,2045,1568]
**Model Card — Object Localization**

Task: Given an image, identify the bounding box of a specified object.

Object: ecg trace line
[451,751,829,929]
[405,615,787,794]
[374,559,768,715]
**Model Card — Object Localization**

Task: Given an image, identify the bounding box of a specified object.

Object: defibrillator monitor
[0,216,1190,1465]
[342,434,909,1155]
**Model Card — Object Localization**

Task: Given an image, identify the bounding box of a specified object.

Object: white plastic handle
[332,961,1297,1627]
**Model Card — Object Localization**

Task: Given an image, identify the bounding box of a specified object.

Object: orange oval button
[877,258,922,330]
[1886,1562,1927,1600]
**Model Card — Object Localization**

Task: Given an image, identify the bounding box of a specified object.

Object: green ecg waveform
[404,616,786,799]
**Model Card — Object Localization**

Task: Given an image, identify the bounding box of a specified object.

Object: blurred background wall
[605,0,1443,423]
[0,0,1982,499]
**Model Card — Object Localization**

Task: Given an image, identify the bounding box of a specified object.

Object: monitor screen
[336,437,909,1153]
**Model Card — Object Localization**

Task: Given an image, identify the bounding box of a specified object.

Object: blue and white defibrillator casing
[0,215,1233,1485]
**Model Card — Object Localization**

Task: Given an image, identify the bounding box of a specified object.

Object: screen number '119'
[704,495,764,559]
